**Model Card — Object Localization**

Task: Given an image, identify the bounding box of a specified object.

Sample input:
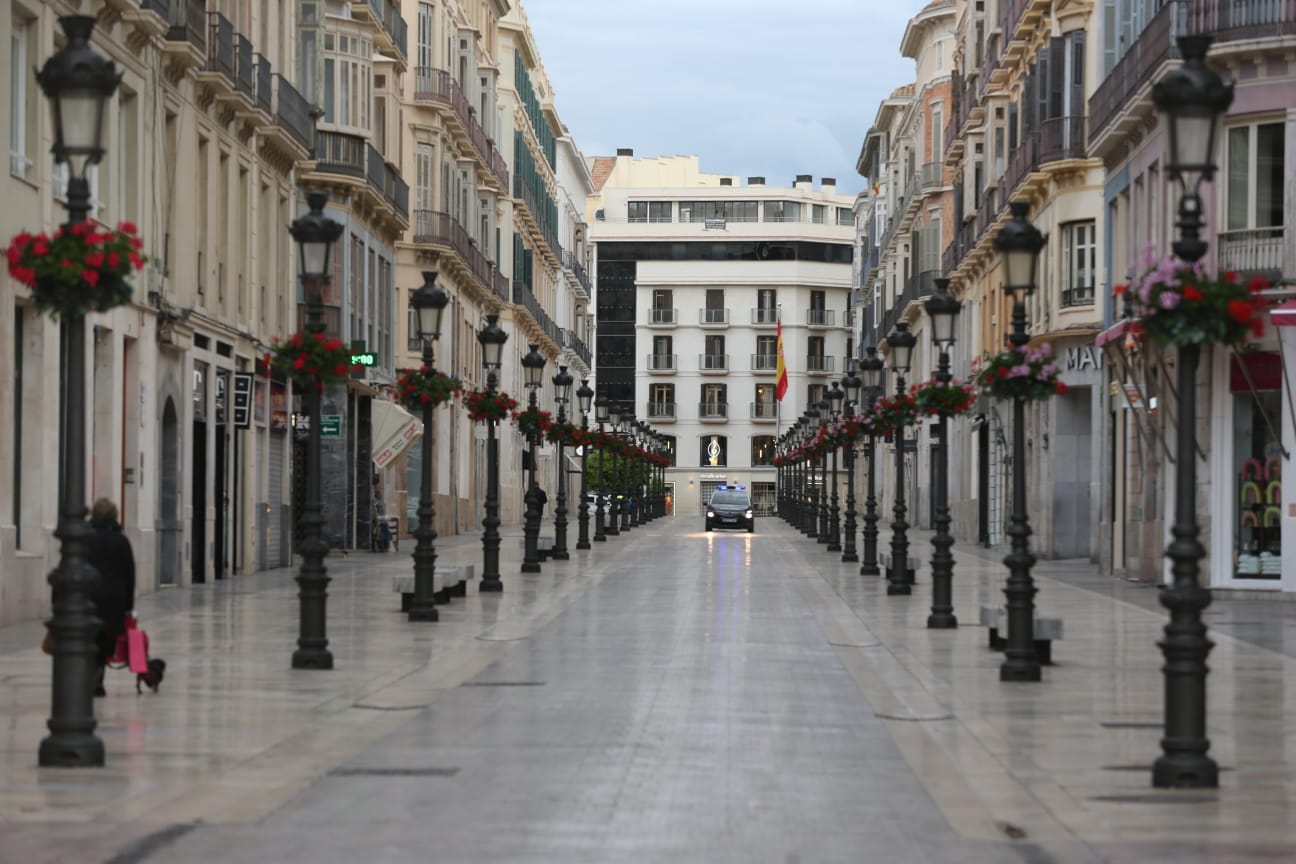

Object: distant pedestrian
[531,482,548,517]
[87,498,136,697]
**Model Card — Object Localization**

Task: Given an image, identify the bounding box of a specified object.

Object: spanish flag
[775,310,788,401]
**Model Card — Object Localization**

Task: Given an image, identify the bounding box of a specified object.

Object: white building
[588,153,856,517]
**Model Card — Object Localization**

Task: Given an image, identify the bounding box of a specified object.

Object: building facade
[589,154,855,517]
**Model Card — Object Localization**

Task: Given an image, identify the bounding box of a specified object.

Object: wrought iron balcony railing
[413,67,509,189]
[806,309,836,327]
[274,75,313,151]
[751,353,778,371]
[700,308,730,325]
[648,308,677,325]
[699,402,729,420]
[648,354,678,372]
[646,402,677,420]
[699,354,729,372]
[411,210,508,303]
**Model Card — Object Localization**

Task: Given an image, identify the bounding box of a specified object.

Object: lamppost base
[38,733,105,768]
[551,551,570,561]
[827,542,841,552]
[521,563,541,574]
[860,563,880,576]
[593,535,607,542]
[408,604,439,622]
[926,613,958,629]
[292,648,334,670]
[576,541,591,550]
[886,584,911,596]
[1152,753,1219,789]
[999,660,1041,682]
[479,578,504,593]
[841,553,858,563]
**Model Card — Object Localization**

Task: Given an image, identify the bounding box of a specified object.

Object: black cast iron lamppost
[38,15,120,768]
[1150,34,1232,790]
[477,314,508,592]
[593,394,609,541]
[885,322,916,596]
[550,365,573,560]
[841,363,862,563]
[575,379,594,549]
[826,382,845,552]
[925,278,961,629]
[860,347,885,576]
[408,272,449,621]
[288,192,344,670]
[996,200,1046,682]
[520,344,546,573]
[605,400,622,536]
[803,406,819,537]
[620,407,635,531]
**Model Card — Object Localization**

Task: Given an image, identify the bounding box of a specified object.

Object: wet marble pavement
[1,518,1294,863]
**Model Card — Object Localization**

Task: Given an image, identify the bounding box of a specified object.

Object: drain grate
[461,680,545,687]
[1088,793,1217,804]
[330,766,460,778]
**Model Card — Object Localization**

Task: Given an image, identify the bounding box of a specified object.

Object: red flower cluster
[396,366,461,410]
[463,388,519,422]
[6,221,146,317]
[511,406,553,440]
[271,331,357,390]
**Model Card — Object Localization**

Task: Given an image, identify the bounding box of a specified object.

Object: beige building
[1,1,311,624]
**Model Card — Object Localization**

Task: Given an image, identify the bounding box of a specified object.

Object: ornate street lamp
[286,191,344,671]
[605,399,622,536]
[593,394,610,541]
[803,406,820,537]
[885,322,916,596]
[575,379,594,550]
[550,365,574,560]
[859,347,885,576]
[407,272,449,622]
[925,278,962,629]
[826,382,845,551]
[37,15,120,768]
[620,407,636,531]
[520,344,546,573]
[1150,34,1232,790]
[995,200,1047,681]
[841,362,862,563]
[477,314,508,592]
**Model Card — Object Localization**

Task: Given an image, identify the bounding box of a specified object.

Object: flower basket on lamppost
[7,221,145,319]
[26,14,122,768]
[921,278,966,629]
[549,365,574,561]
[1148,33,1237,790]
[840,362,863,563]
[474,314,511,592]
[286,190,344,670]
[405,272,450,622]
[990,199,1048,683]
[518,344,547,573]
[575,379,595,549]
[882,322,917,596]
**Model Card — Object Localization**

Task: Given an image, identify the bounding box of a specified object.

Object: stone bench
[393,563,473,611]
[979,604,1063,665]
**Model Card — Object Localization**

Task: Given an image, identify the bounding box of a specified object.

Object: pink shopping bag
[126,625,150,675]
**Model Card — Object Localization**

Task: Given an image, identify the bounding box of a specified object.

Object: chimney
[794,174,813,190]
[719,177,733,186]
[747,176,765,185]
[821,177,837,193]
[616,147,634,157]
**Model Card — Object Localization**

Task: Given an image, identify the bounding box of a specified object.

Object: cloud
[523,0,923,195]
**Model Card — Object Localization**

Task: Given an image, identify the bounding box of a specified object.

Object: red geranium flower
[1182,285,1203,302]
[1227,299,1256,324]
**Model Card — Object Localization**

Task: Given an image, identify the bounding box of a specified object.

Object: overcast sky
[522,0,922,196]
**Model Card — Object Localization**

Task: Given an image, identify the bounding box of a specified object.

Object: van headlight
[707,510,715,518]
[744,509,754,518]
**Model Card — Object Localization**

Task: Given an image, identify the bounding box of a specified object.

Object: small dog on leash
[136,658,166,693]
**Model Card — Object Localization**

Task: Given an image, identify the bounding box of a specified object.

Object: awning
[1269,298,1296,327]
[1095,319,1137,348]
[372,399,422,469]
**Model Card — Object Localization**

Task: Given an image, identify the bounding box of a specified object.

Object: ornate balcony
[411,210,508,304]
[1218,227,1287,280]
[413,67,509,191]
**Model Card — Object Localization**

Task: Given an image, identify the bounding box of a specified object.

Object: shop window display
[1233,389,1282,579]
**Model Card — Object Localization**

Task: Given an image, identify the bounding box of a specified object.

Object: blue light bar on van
[716,484,746,490]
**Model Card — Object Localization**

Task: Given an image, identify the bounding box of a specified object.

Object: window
[755,288,777,324]
[322,34,373,132]
[658,434,677,466]
[701,384,727,418]
[1061,221,1096,307]
[649,383,675,418]
[1232,375,1281,580]
[10,15,34,178]
[627,201,648,223]
[812,204,826,224]
[807,383,826,407]
[649,201,672,222]
[931,104,943,159]
[751,435,776,465]
[703,334,725,370]
[836,207,853,226]
[680,201,758,223]
[703,288,726,324]
[700,433,727,466]
[764,201,800,222]
[415,143,434,211]
[651,335,673,370]
[1224,121,1285,274]
[417,2,434,69]
[808,336,826,370]
[754,383,777,418]
[755,335,777,370]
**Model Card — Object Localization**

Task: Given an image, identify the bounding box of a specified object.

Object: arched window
[699,434,727,467]
[659,434,677,467]
[751,435,775,466]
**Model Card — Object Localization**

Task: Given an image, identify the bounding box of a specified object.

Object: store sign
[320,414,342,438]
[232,372,253,429]
[1065,345,1102,371]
